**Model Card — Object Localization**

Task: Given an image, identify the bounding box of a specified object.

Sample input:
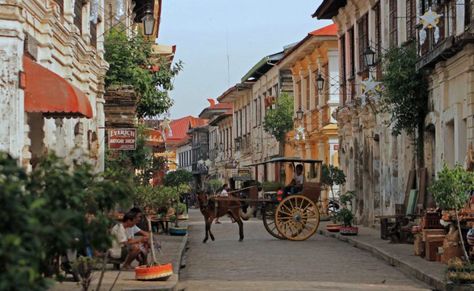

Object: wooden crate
[422,229,446,241]
[425,235,445,261]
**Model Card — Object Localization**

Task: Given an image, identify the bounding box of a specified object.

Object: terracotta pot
[340,226,358,235]
[326,224,341,233]
[135,263,173,281]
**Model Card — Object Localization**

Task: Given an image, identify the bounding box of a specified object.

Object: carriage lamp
[363,46,376,68]
[296,107,304,120]
[316,73,325,93]
[142,5,155,36]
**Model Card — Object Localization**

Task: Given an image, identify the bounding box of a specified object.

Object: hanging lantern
[363,47,376,68]
[142,5,155,36]
[296,107,304,120]
[316,74,325,93]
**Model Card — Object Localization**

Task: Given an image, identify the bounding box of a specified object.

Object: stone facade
[315,0,474,225]
[0,0,108,171]
[315,0,418,225]
[246,58,292,183]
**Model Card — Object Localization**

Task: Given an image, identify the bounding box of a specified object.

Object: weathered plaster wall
[0,0,108,171]
[0,0,24,160]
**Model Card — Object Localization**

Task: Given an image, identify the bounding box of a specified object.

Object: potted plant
[338,208,358,235]
[429,165,474,262]
[321,165,346,231]
[340,191,356,210]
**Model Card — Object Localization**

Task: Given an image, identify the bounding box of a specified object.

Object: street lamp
[296,107,304,120]
[363,46,376,68]
[142,5,155,36]
[316,73,325,93]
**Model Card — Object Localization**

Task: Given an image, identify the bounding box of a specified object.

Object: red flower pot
[326,224,342,232]
[340,226,358,235]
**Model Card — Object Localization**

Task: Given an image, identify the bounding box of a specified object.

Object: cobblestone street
[178,209,431,291]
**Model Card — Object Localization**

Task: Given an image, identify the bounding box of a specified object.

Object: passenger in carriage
[284,164,304,196]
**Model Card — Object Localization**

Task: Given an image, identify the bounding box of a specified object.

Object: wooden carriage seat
[300,182,321,202]
[248,186,258,200]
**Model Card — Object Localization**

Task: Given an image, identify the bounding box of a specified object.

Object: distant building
[198,99,233,180]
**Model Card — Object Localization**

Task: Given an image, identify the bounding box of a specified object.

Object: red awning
[23,56,93,118]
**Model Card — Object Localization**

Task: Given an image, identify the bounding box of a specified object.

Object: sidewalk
[51,223,188,291]
[318,221,473,291]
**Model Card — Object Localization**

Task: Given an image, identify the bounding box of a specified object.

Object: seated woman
[284,164,304,195]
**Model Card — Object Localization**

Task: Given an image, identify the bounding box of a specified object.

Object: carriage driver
[284,164,304,195]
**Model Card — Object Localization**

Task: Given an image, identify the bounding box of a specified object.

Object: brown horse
[197,192,254,243]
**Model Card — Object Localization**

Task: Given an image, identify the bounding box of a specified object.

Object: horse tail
[239,206,255,221]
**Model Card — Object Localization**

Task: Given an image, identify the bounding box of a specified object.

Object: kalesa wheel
[274,195,320,241]
[262,202,286,240]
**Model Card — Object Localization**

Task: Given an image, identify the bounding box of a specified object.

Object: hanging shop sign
[108,128,136,150]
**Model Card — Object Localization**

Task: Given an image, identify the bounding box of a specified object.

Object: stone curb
[123,227,189,291]
[318,229,447,291]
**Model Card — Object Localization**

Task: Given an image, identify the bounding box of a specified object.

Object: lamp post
[316,73,325,93]
[363,46,376,68]
[142,4,155,36]
[296,107,304,120]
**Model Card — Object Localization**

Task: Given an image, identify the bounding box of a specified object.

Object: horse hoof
[239,239,243,242]
[203,239,207,243]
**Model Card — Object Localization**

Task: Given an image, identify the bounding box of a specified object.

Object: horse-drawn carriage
[199,157,323,242]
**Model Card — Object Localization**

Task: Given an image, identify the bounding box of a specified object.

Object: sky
[157,0,331,119]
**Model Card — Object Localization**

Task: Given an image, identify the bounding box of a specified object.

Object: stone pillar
[0,1,24,160]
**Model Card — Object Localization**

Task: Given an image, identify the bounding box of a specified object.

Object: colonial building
[168,115,207,171]
[278,23,340,209]
[240,49,294,183]
[198,99,233,180]
[315,0,418,225]
[217,84,254,185]
[414,0,474,181]
[1,0,108,171]
[315,0,474,225]
[208,106,234,183]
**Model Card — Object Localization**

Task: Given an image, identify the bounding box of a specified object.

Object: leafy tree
[321,164,346,202]
[163,169,193,226]
[0,153,130,290]
[429,165,474,211]
[104,27,183,118]
[263,93,294,155]
[381,45,428,164]
[429,165,474,261]
[163,169,193,188]
[0,153,50,291]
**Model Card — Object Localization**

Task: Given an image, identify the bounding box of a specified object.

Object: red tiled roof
[167,116,208,143]
[277,24,338,66]
[309,23,338,36]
